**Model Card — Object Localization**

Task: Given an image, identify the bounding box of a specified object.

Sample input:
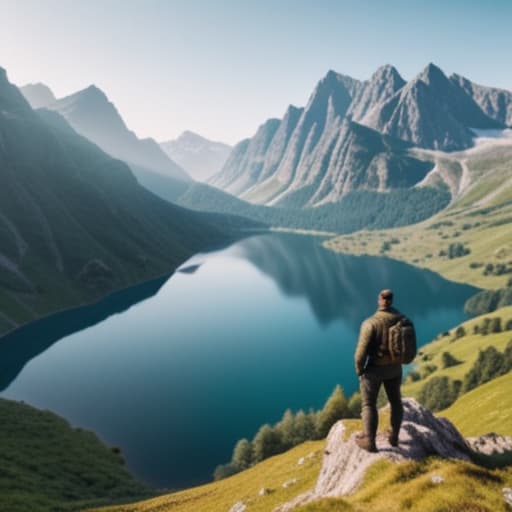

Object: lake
[0,232,478,489]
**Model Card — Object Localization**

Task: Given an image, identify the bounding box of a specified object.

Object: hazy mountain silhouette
[160,131,231,182]
[0,67,244,335]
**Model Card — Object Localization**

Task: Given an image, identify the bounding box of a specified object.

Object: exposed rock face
[274,398,512,511]
[348,64,406,122]
[466,432,512,455]
[361,64,500,151]
[451,73,512,127]
[212,63,509,207]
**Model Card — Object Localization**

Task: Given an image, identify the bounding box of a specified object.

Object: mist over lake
[0,233,477,488]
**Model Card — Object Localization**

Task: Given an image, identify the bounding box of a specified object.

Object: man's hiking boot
[355,434,378,453]
[387,430,399,447]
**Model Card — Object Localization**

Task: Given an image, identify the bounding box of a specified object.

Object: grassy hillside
[0,398,152,512]
[91,308,512,512]
[441,371,512,437]
[400,306,512,409]
[324,140,512,291]
[91,440,325,512]
[295,458,512,512]
[325,199,512,290]
[0,69,254,337]
[91,415,512,512]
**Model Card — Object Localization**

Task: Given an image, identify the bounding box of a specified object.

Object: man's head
[378,289,393,308]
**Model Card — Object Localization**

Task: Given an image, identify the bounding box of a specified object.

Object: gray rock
[282,478,299,488]
[466,432,512,455]
[258,487,272,496]
[431,475,444,484]
[228,501,246,512]
[451,74,512,127]
[503,488,512,507]
[274,398,473,511]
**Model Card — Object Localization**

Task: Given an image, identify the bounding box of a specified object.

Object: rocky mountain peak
[417,62,448,86]
[275,398,512,511]
[371,64,405,86]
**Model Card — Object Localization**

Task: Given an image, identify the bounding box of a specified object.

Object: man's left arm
[354,320,373,376]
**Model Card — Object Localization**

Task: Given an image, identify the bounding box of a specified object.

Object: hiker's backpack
[384,316,417,364]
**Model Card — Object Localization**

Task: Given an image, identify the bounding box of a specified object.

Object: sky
[1,0,511,145]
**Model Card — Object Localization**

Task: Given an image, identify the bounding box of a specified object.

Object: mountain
[347,64,406,121]
[211,63,508,208]
[20,84,191,184]
[0,67,247,336]
[451,73,512,127]
[18,82,56,108]
[210,70,357,205]
[361,63,501,151]
[160,131,231,182]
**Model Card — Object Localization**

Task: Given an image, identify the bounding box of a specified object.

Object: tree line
[213,385,360,480]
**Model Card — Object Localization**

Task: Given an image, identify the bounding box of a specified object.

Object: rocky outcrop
[451,73,512,127]
[274,398,512,511]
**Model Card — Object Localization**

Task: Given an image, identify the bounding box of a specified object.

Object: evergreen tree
[315,385,350,438]
[231,438,253,470]
[275,409,296,450]
[213,462,238,481]
[463,346,506,392]
[292,410,316,445]
[453,326,466,339]
[348,391,362,417]
[418,376,460,411]
[252,424,283,462]
[441,351,461,368]
[490,317,502,333]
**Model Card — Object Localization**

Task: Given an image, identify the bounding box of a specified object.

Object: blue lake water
[0,233,478,489]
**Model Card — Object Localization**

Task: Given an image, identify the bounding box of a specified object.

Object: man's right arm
[354,320,373,376]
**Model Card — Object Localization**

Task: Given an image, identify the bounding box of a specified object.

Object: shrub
[315,385,350,438]
[452,326,466,340]
[441,351,461,368]
[406,370,421,383]
[420,364,437,379]
[418,376,460,411]
[463,347,508,393]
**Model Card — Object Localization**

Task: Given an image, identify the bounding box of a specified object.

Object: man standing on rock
[354,289,406,452]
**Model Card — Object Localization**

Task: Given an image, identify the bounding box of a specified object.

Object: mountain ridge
[210,63,510,207]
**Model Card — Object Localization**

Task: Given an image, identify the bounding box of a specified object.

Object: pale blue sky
[1,0,511,144]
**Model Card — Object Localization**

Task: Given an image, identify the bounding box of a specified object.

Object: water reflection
[236,233,478,326]
[0,233,478,489]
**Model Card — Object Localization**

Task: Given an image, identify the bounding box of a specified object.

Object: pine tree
[315,385,350,438]
[275,409,296,450]
[252,425,283,462]
[231,438,253,470]
[292,410,316,444]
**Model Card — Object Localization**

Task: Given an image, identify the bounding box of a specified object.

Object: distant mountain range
[210,63,512,207]
[19,82,191,191]
[160,131,231,182]
[1,67,256,336]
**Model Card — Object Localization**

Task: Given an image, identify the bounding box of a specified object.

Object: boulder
[274,398,512,511]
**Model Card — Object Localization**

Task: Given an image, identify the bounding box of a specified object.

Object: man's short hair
[379,289,393,301]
